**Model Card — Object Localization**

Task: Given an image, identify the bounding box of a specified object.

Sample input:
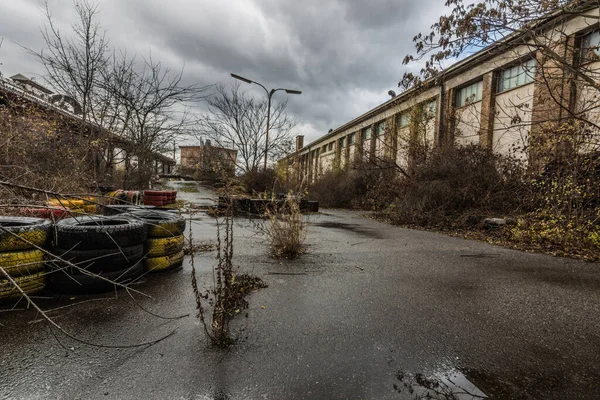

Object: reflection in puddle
[394,368,487,400]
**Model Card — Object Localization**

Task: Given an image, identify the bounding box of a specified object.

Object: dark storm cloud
[0,0,444,142]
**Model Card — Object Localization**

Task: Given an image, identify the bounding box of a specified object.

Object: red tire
[144,201,165,206]
[144,190,167,196]
[144,196,168,202]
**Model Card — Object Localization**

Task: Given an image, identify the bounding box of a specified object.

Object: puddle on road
[311,221,382,239]
[394,368,487,399]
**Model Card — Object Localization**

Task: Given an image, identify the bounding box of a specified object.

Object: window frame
[581,28,600,65]
[397,112,411,128]
[349,133,356,145]
[497,58,536,93]
[362,127,372,142]
[375,121,386,137]
[455,80,483,107]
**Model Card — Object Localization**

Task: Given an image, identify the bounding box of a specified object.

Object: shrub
[238,168,278,196]
[307,162,389,209]
[383,145,527,227]
[264,196,307,259]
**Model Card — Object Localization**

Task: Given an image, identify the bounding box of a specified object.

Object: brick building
[180,141,237,178]
[281,4,600,183]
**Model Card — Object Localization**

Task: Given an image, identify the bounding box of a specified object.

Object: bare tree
[26,0,207,187]
[195,84,296,174]
[29,0,109,124]
[108,55,207,183]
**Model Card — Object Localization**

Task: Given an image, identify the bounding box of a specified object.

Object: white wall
[455,102,482,146]
[493,84,535,158]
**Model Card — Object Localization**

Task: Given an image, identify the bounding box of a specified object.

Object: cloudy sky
[0,0,446,145]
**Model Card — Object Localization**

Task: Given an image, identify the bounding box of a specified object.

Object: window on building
[362,127,372,141]
[397,112,411,128]
[340,137,346,148]
[498,58,536,92]
[349,133,356,145]
[425,100,437,117]
[328,142,334,151]
[322,144,327,153]
[375,121,386,136]
[581,29,600,63]
[456,80,483,107]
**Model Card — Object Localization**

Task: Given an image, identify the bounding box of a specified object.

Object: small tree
[195,84,296,174]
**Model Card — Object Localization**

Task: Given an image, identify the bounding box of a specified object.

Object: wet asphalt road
[1,191,600,399]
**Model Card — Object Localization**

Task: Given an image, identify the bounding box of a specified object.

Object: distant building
[180,141,237,179]
[9,74,53,99]
[0,72,176,183]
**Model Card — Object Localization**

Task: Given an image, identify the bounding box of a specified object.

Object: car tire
[125,210,186,238]
[48,262,144,294]
[49,244,145,274]
[54,216,147,250]
[0,271,46,300]
[0,249,46,277]
[144,250,184,272]
[0,217,52,252]
[146,235,184,257]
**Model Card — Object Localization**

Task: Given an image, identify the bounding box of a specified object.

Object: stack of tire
[126,210,186,272]
[48,215,147,294]
[0,217,51,301]
[144,190,177,207]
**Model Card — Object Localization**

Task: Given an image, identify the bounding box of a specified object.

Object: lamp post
[231,73,301,170]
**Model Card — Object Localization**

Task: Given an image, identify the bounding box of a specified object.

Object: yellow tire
[146,235,185,257]
[47,199,85,208]
[0,217,52,252]
[0,271,45,300]
[144,250,184,272]
[83,204,97,214]
[0,250,45,277]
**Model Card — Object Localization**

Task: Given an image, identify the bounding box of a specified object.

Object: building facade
[180,142,237,178]
[281,5,600,183]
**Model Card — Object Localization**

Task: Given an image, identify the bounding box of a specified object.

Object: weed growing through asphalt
[190,203,266,347]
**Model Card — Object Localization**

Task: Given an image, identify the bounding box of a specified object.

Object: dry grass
[264,196,307,259]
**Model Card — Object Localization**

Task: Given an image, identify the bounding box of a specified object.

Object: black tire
[307,201,319,212]
[102,204,156,216]
[48,262,144,294]
[0,217,52,252]
[49,244,144,274]
[54,216,147,250]
[124,210,186,238]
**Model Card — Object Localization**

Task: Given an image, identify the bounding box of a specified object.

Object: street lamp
[231,73,302,170]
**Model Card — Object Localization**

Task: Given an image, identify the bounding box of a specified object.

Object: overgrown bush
[307,162,390,209]
[238,168,278,196]
[373,145,527,227]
